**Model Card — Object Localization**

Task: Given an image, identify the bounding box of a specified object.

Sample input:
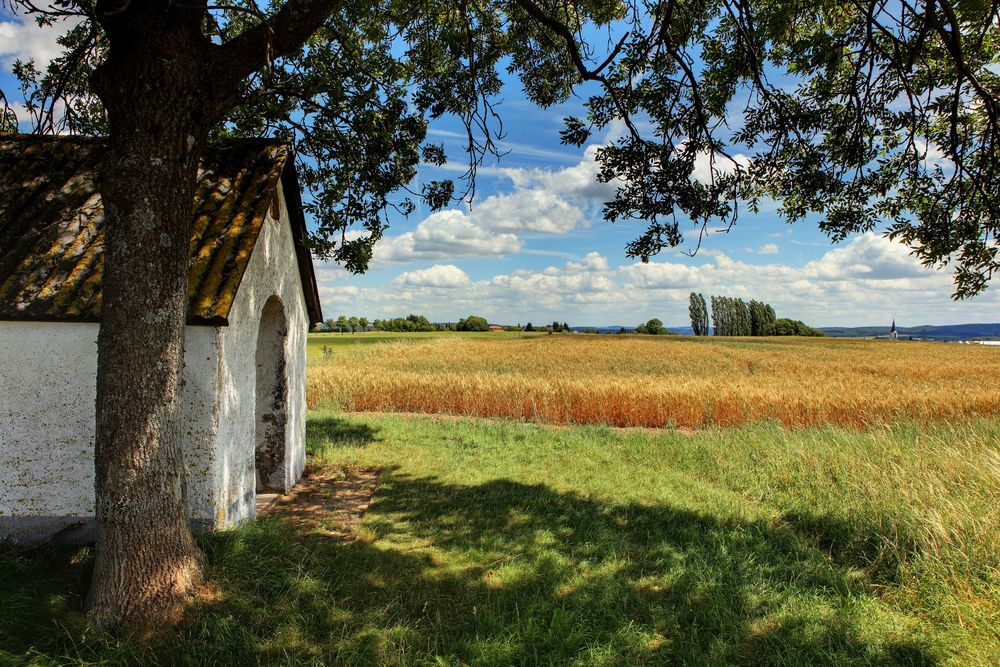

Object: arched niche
[254,295,288,493]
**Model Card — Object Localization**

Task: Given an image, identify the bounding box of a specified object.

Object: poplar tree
[697,294,709,336]
[688,292,705,336]
[749,300,778,336]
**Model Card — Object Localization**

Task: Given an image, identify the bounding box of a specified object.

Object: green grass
[307,331,543,363]
[2,412,997,665]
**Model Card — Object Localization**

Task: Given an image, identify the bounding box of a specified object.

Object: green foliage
[688,292,710,336]
[709,295,779,336]
[636,318,668,335]
[577,0,1000,298]
[457,315,489,332]
[748,300,776,336]
[763,318,826,337]
[710,296,752,336]
[372,314,443,332]
[6,0,999,294]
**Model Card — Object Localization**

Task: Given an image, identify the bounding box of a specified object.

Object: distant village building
[0,136,322,544]
[889,319,898,340]
[488,325,504,332]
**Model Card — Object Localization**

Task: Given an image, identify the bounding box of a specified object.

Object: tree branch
[510,0,640,140]
[211,0,344,86]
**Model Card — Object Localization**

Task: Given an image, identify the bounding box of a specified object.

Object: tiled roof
[0,135,322,325]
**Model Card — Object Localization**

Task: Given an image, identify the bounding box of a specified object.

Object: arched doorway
[255,295,288,494]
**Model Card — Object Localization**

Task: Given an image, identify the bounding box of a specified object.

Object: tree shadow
[194,472,936,665]
[780,510,919,586]
[0,471,939,665]
[306,416,381,452]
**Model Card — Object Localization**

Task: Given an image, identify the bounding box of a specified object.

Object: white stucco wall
[213,179,309,527]
[0,321,220,543]
[0,183,311,543]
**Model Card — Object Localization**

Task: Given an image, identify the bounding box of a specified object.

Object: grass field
[308,333,1000,428]
[3,333,997,664]
[3,413,997,664]
[307,330,538,361]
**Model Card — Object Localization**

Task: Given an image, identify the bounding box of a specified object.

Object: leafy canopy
[3,0,998,296]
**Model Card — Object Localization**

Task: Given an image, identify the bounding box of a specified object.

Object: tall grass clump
[656,419,1000,609]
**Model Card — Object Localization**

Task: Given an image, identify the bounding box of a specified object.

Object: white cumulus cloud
[801,233,927,281]
[317,233,999,327]
[501,144,617,201]
[0,16,79,68]
[471,189,584,234]
[374,209,522,264]
[565,251,610,272]
[393,264,471,288]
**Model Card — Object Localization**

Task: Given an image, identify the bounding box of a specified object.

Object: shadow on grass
[306,416,381,451]
[0,470,936,665]
[780,509,919,586]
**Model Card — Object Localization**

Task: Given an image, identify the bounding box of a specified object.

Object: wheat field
[307,334,1000,428]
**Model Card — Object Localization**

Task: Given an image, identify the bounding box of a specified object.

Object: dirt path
[258,466,380,537]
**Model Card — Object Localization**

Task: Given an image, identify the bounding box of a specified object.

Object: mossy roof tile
[0,135,322,326]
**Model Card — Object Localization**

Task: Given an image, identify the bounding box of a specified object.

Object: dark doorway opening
[254,295,288,496]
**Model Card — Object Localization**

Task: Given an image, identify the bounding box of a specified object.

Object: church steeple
[890,318,898,339]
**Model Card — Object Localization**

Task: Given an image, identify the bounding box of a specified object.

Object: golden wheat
[307,335,1000,428]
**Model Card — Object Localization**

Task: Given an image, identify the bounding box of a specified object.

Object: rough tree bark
[85,0,212,632]
[81,0,340,633]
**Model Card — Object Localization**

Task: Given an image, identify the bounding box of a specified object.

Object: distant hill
[819,323,1000,340]
[567,326,635,334]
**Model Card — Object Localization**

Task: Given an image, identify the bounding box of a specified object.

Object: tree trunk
[86,2,212,633]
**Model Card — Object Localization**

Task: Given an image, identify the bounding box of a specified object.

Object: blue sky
[3,13,999,327]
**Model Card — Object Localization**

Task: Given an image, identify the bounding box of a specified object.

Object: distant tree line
[709,296,777,336]
[324,315,370,333]
[521,321,571,332]
[322,314,440,332]
[321,304,823,338]
[374,314,439,332]
[689,293,823,337]
[368,314,490,332]
[320,314,576,333]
